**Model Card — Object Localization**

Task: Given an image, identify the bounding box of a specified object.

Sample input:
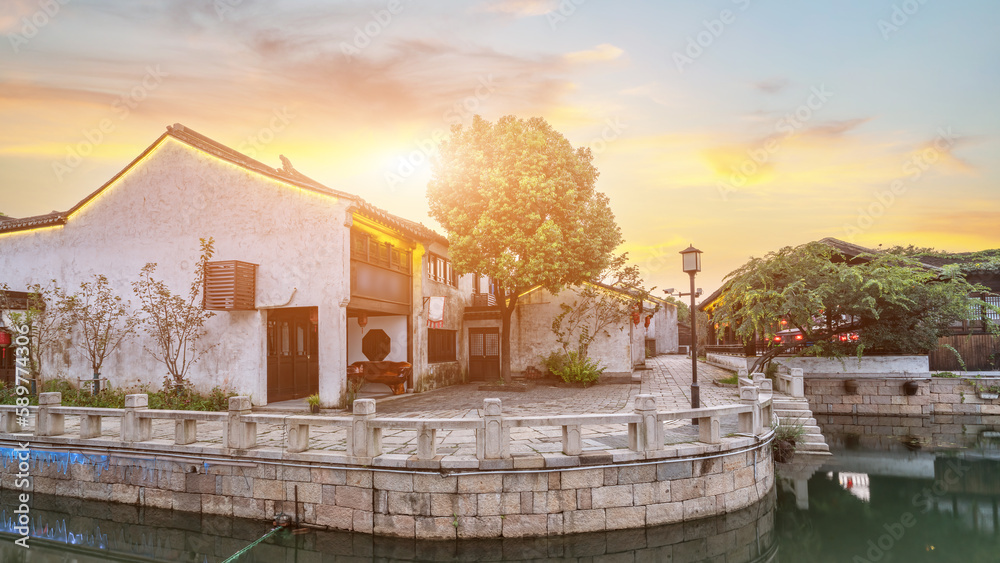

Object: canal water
[2,418,998,562]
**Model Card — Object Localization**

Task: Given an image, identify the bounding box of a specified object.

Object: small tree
[132,238,217,391]
[428,116,622,383]
[710,241,990,371]
[552,255,656,357]
[56,275,139,388]
[1,281,66,390]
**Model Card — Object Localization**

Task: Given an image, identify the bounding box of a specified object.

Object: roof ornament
[278,155,295,175]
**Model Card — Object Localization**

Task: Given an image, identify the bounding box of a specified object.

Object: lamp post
[666,245,703,412]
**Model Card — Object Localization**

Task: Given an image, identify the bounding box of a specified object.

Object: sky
[1,0,998,295]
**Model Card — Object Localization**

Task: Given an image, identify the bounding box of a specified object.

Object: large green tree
[710,241,992,371]
[428,115,622,382]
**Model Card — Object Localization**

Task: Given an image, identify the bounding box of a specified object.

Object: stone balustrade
[0,390,773,466]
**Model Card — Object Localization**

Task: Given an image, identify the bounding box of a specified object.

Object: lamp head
[680,244,702,273]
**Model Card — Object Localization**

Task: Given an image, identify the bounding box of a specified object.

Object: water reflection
[775,417,1000,562]
[0,489,777,562]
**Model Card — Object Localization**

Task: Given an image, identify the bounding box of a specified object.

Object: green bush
[0,380,235,411]
[550,351,604,387]
[540,351,569,376]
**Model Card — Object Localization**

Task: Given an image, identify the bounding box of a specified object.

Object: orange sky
[1,0,998,294]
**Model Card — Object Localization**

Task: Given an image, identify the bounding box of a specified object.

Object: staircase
[772,395,831,455]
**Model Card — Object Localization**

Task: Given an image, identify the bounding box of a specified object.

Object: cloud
[479,0,559,17]
[0,0,38,32]
[751,77,789,95]
[565,43,625,63]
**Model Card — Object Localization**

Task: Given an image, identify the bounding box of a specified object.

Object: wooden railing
[0,388,774,461]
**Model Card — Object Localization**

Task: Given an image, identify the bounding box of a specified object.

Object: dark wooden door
[267,308,319,402]
[469,328,500,382]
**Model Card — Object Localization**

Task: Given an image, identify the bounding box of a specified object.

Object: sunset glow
[1,0,998,292]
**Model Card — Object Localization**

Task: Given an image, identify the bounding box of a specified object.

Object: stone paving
[23,356,751,458]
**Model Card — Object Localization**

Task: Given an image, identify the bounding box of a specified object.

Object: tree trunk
[499,287,518,384]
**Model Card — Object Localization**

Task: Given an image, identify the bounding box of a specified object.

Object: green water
[2,429,999,561]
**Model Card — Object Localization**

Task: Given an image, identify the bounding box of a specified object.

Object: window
[428,254,457,287]
[428,329,457,363]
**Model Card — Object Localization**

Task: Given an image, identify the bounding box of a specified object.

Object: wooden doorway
[266,307,319,402]
[468,328,500,382]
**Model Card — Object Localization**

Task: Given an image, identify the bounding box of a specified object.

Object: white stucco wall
[651,303,679,354]
[0,137,352,406]
[347,316,407,364]
[510,287,635,375]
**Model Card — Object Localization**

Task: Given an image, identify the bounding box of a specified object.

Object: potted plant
[306,393,321,414]
[974,380,1000,400]
[772,419,805,463]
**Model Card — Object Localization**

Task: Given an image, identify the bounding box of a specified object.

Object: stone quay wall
[0,391,775,539]
[805,377,1000,417]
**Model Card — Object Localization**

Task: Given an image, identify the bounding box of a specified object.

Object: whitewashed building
[0,124,676,405]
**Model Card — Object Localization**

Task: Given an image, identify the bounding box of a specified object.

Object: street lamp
[666,245,703,412]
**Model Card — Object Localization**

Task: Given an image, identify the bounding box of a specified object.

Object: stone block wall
[805,377,1000,417]
[11,441,774,539]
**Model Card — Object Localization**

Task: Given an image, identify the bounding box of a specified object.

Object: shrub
[550,351,604,387]
[540,351,569,377]
[0,380,235,411]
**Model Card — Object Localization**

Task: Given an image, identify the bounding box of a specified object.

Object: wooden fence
[930,334,1000,371]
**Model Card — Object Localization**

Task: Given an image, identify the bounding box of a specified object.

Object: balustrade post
[35,392,64,437]
[698,415,721,444]
[348,399,380,458]
[628,394,660,452]
[286,420,309,453]
[1,410,20,433]
[80,414,102,439]
[175,419,197,445]
[477,398,508,460]
[123,394,151,442]
[790,368,805,398]
[416,423,437,460]
[739,385,763,435]
[226,396,256,450]
[562,424,582,456]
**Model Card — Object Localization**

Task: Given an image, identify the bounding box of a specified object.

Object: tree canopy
[428,115,621,381]
[709,241,990,360]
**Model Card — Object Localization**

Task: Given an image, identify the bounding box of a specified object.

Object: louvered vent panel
[204,261,257,310]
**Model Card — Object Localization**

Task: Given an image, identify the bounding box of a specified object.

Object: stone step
[775,410,812,418]
[797,442,831,453]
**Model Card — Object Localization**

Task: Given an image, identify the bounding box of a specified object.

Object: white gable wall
[0,137,352,406]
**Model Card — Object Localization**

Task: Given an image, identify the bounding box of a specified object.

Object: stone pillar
[477,398,508,460]
[739,385,763,435]
[175,419,197,445]
[122,394,151,442]
[698,416,721,444]
[416,424,437,460]
[1,410,20,433]
[628,394,660,452]
[790,368,805,398]
[80,414,102,439]
[286,420,309,453]
[35,392,64,437]
[226,396,256,450]
[348,398,380,458]
[562,424,582,456]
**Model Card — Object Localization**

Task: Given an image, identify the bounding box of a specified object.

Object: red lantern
[644,315,652,329]
[357,312,368,329]
[631,311,641,325]
[0,330,10,347]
